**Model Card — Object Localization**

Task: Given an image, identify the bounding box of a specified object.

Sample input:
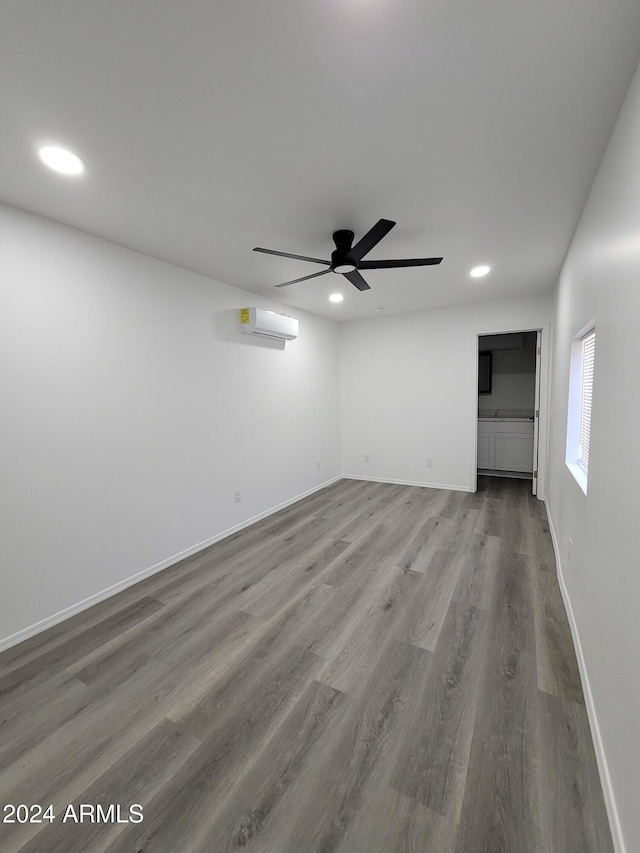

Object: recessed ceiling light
[329,293,344,303]
[38,146,85,175]
[470,265,490,278]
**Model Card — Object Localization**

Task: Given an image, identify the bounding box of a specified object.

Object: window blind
[578,329,595,472]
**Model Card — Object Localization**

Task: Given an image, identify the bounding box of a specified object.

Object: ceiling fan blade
[344,269,371,291]
[359,257,443,269]
[347,219,396,262]
[254,247,331,266]
[274,269,332,288]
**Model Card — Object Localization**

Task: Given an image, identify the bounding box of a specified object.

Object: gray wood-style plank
[263,638,433,853]
[536,691,614,853]
[0,477,612,852]
[389,599,489,815]
[454,551,542,853]
[531,560,585,703]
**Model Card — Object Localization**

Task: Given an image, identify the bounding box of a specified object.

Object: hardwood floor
[0,477,613,852]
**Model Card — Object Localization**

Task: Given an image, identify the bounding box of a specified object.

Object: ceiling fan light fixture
[333,262,357,274]
[470,265,491,278]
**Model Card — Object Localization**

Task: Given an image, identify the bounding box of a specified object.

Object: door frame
[470,323,551,499]
[531,330,542,495]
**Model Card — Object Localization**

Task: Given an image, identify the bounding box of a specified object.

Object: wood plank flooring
[0,477,613,852]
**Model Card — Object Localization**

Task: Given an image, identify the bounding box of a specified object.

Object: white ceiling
[2,1,640,322]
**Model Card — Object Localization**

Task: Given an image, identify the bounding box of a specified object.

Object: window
[566,323,596,494]
[577,330,595,472]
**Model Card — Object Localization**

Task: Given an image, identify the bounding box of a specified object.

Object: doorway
[476,330,542,495]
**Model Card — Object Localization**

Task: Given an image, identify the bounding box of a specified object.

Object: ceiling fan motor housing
[331,229,356,270]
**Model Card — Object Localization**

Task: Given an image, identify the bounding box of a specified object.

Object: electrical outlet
[426,458,433,468]
[568,538,573,560]
[364,454,370,463]
[234,489,241,503]
[316,459,321,470]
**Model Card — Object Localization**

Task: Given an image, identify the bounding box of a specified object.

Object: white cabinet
[477,429,495,468]
[478,419,534,473]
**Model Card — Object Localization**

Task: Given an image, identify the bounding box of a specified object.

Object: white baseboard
[544,498,626,853]
[0,476,342,654]
[344,474,472,492]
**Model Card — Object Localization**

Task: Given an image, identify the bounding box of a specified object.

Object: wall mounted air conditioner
[239,307,299,341]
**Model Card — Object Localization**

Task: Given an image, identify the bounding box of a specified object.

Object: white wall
[339,295,552,491]
[478,331,537,411]
[546,61,640,853]
[0,204,341,647]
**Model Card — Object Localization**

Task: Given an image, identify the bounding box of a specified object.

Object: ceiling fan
[253,219,443,291]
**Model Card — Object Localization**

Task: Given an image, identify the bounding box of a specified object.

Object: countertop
[478,408,534,422]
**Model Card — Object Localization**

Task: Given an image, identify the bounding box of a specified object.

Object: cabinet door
[477,432,495,468]
[495,433,533,472]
